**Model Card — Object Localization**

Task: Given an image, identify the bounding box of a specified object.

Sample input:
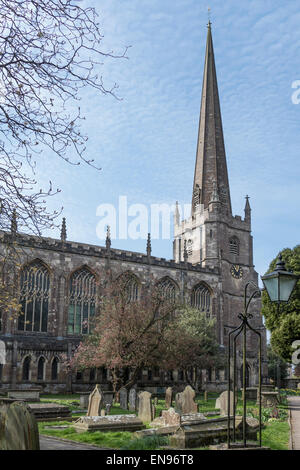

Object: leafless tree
[0,0,127,234]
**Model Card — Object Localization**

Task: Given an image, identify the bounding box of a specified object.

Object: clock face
[230,264,243,279]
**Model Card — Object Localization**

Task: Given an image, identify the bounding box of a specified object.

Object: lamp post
[227,281,262,449]
[227,253,299,449]
[261,253,299,389]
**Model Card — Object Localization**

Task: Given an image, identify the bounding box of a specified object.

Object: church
[0,23,267,393]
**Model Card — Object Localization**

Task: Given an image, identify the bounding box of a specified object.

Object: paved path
[288,396,300,450]
[39,435,103,450]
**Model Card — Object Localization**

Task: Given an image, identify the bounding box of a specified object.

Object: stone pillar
[57,273,66,337]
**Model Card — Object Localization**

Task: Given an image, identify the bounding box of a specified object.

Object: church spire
[192,22,232,215]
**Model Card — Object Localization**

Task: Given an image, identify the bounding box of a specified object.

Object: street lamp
[261,253,299,304]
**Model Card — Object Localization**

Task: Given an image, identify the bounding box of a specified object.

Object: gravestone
[261,392,280,408]
[138,391,155,423]
[120,388,128,410]
[162,407,181,427]
[204,390,208,402]
[175,392,183,411]
[87,384,103,417]
[217,391,237,416]
[129,388,137,411]
[80,392,90,409]
[165,387,173,408]
[7,388,41,402]
[28,403,71,421]
[105,404,112,415]
[175,386,198,414]
[0,399,40,450]
[74,414,145,433]
[102,391,114,407]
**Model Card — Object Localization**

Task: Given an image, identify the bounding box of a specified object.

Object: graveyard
[30,385,291,451]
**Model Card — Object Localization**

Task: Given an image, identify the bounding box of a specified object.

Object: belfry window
[229,237,239,255]
[191,283,211,313]
[156,277,177,302]
[187,239,193,256]
[18,261,50,332]
[68,268,96,335]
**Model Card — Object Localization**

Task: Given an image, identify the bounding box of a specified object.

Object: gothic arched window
[229,236,239,256]
[68,268,96,335]
[119,272,139,302]
[191,283,211,313]
[51,357,59,381]
[37,357,45,381]
[18,261,50,332]
[156,277,178,302]
[22,356,31,381]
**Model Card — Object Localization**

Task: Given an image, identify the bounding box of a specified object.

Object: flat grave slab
[73,414,145,433]
[7,388,41,402]
[28,403,72,421]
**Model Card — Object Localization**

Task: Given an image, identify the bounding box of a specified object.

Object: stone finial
[60,217,67,242]
[175,201,180,225]
[106,225,111,252]
[244,195,251,223]
[146,233,151,258]
[11,209,17,236]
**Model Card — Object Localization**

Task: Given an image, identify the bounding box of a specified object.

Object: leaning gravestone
[165,387,173,408]
[175,386,198,414]
[129,388,137,411]
[217,391,236,416]
[87,384,103,417]
[138,391,155,423]
[0,399,40,450]
[120,388,128,410]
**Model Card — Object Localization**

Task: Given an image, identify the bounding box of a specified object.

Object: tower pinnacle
[192,23,232,215]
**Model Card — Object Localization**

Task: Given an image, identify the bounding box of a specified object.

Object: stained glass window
[18,261,50,332]
[68,268,96,335]
[191,283,211,313]
[119,272,139,302]
[156,277,177,302]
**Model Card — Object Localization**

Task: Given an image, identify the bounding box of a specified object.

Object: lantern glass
[262,276,277,302]
[279,275,297,302]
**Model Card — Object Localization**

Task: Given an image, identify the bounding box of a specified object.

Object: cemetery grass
[38,393,290,450]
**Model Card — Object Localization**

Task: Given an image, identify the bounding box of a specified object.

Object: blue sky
[35,0,299,281]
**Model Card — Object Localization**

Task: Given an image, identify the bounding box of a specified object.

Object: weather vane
[208,6,212,26]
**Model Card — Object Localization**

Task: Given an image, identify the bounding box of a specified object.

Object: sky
[34,0,300,282]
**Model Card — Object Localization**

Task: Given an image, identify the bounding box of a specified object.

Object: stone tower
[173,22,267,380]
